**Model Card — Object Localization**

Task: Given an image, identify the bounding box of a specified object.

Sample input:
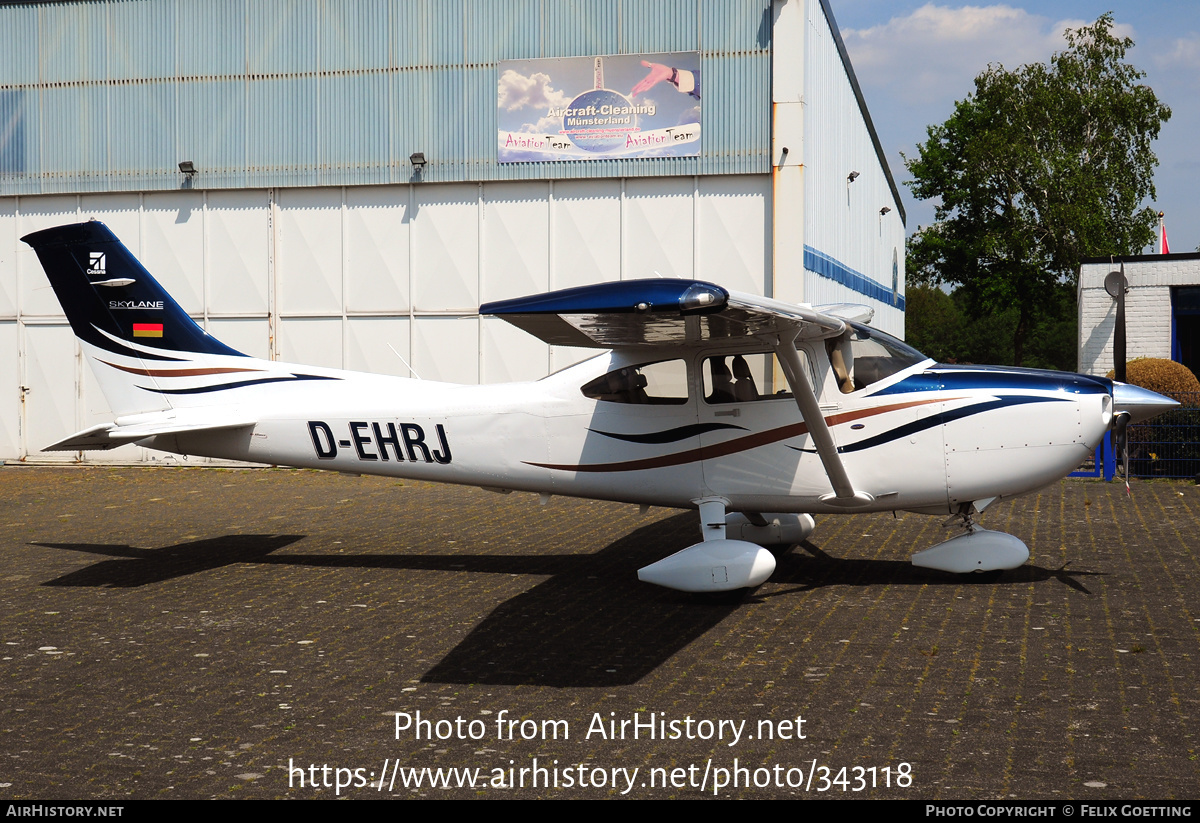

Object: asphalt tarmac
[1,467,1197,799]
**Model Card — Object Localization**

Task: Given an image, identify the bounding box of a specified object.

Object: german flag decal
[133,323,163,338]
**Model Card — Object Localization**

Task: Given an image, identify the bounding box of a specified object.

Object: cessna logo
[109,300,164,310]
[86,252,106,276]
[308,420,452,465]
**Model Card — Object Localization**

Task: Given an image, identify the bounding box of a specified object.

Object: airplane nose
[1111,381,1180,424]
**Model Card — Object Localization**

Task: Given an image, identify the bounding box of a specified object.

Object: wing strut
[771,330,874,508]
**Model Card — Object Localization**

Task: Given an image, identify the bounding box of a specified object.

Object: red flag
[1161,221,1170,255]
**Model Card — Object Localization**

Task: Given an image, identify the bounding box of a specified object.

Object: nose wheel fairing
[911,528,1030,574]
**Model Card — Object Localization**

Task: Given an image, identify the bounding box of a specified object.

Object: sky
[830,1,1200,254]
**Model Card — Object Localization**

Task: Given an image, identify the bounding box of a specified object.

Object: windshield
[828,323,929,392]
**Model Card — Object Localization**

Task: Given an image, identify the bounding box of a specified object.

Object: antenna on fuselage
[387,343,422,380]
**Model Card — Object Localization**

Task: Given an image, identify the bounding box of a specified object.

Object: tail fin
[22,220,255,417]
[22,221,245,361]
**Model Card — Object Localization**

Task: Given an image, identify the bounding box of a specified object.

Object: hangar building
[0,0,906,463]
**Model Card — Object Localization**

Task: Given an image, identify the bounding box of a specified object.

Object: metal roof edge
[816,0,906,226]
[1080,252,1200,265]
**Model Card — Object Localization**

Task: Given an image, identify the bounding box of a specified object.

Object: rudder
[22,220,253,418]
[21,221,245,361]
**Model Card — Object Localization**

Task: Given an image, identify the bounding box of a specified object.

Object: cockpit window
[581,359,689,405]
[828,322,928,393]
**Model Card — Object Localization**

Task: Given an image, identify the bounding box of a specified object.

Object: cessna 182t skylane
[24,221,1177,593]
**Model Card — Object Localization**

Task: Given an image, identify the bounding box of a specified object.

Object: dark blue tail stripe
[21,221,246,359]
[89,327,188,362]
[139,374,340,395]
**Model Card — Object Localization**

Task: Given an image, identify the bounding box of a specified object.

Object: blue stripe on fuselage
[828,395,1067,453]
[869,366,1111,397]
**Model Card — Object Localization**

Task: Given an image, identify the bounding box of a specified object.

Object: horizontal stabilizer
[44,417,256,452]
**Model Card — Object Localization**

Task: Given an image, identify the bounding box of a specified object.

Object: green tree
[905,14,1169,366]
[904,285,963,363]
[906,284,1077,369]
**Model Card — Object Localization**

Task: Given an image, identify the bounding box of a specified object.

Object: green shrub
[1107,358,1200,398]
[1108,359,1200,476]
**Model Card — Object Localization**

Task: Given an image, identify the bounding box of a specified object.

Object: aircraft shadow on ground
[416,513,733,687]
[32,517,1100,687]
[33,515,731,687]
[768,541,1103,596]
[34,535,307,587]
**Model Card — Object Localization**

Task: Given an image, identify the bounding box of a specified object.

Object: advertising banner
[497,52,701,162]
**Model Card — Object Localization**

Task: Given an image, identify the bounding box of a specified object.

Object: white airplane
[23,221,1178,593]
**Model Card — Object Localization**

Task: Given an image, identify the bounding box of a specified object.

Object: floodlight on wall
[178,160,197,175]
[880,206,891,216]
[409,152,427,173]
[847,171,860,183]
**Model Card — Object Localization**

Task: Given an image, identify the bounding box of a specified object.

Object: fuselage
[21,220,1160,591]
[152,335,1113,517]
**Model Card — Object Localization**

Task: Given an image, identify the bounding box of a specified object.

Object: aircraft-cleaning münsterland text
[23,221,1177,593]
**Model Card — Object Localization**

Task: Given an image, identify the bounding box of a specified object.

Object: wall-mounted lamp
[879,206,891,216]
[178,160,197,175]
[847,171,860,183]
[409,152,427,174]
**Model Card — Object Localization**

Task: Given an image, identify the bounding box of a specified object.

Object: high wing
[480,279,861,348]
[483,279,875,508]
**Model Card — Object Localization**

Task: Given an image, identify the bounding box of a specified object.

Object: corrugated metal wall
[802,0,905,337]
[0,175,769,462]
[0,0,771,194]
[0,0,909,464]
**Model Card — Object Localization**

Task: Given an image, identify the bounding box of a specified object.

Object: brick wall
[1078,256,1200,376]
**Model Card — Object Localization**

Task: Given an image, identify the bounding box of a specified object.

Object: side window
[581,360,689,405]
[702,352,810,404]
